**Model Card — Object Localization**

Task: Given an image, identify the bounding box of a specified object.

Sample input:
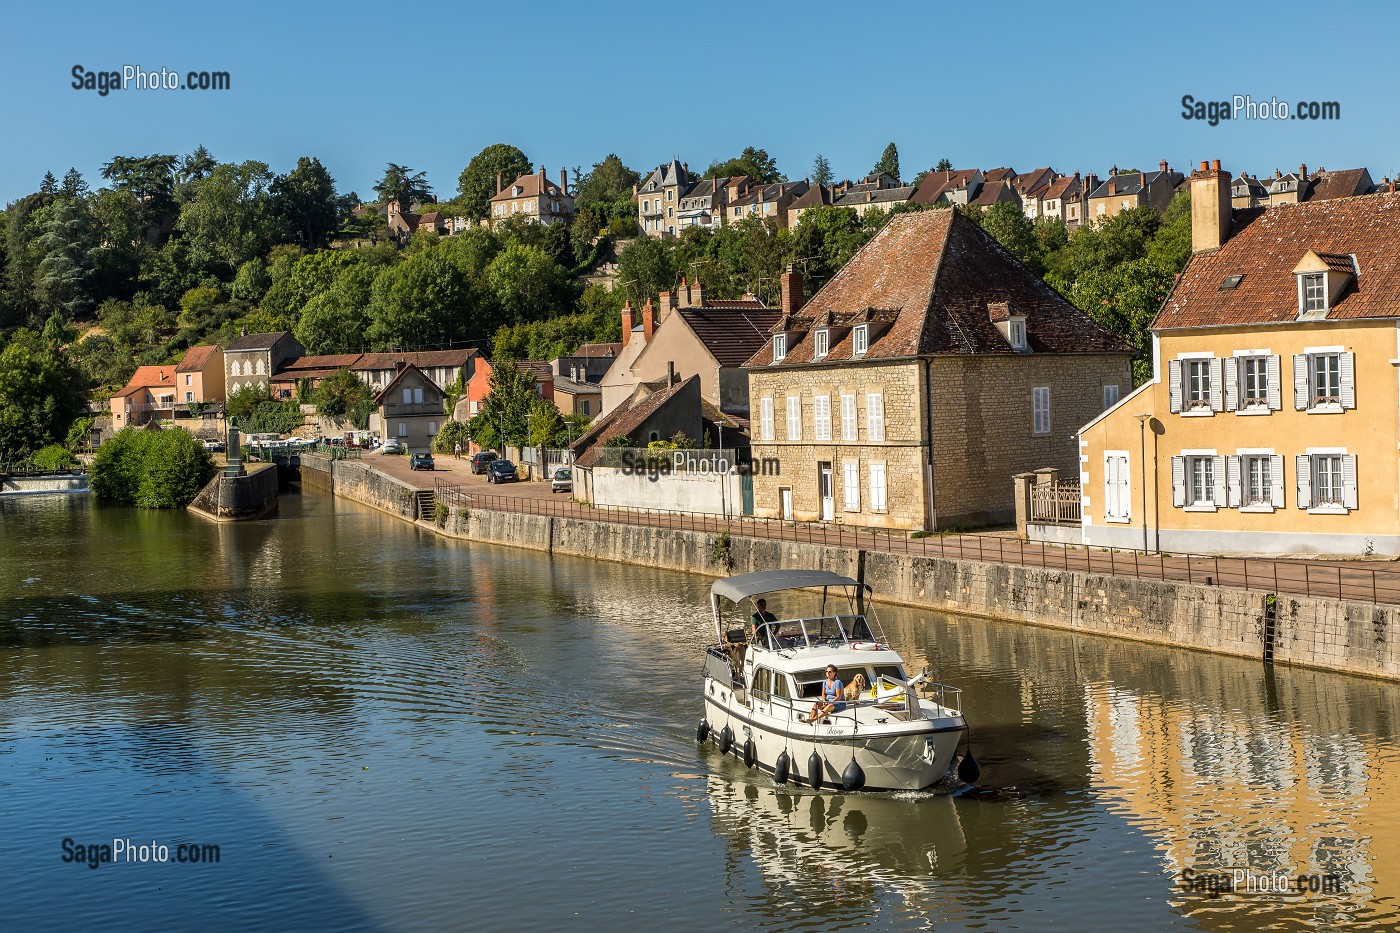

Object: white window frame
[866,393,885,442]
[1236,449,1283,512]
[1032,386,1051,435]
[868,462,887,512]
[814,395,832,441]
[852,325,869,356]
[1009,319,1027,350]
[840,394,857,441]
[397,422,408,437]
[772,333,786,363]
[814,329,830,359]
[403,388,413,405]
[1299,447,1356,514]
[842,460,860,511]
[759,397,774,441]
[1102,384,1120,409]
[785,396,801,442]
[1299,272,1327,315]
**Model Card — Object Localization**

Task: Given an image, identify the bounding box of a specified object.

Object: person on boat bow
[805,665,845,724]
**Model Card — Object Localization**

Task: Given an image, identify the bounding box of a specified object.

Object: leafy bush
[91,427,216,508]
[433,420,470,454]
[27,443,78,471]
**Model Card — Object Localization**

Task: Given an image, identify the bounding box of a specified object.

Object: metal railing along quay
[433,478,1400,606]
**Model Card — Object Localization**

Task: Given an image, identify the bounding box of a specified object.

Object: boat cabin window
[796,672,826,699]
[751,667,770,698]
[756,620,807,650]
[772,673,792,699]
[873,665,906,681]
[841,615,875,641]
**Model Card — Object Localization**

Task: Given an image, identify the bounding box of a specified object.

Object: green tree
[466,361,537,451]
[269,156,339,249]
[90,427,216,508]
[527,397,565,448]
[456,144,532,220]
[372,163,432,209]
[225,384,269,423]
[261,249,363,321]
[230,259,271,301]
[368,247,475,350]
[706,147,784,183]
[176,145,217,187]
[485,241,570,325]
[617,236,676,305]
[0,329,85,461]
[978,201,1042,273]
[935,158,953,172]
[313,367,374,428]
[872,142,900,183]
[811,154,833,187]
[574,154,640,224]
[35,193,98,317]
[433,419,470,454]
[294,263,376,354]
[176,160,273,277]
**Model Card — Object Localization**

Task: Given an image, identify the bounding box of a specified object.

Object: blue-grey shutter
[1266,355,1282,410]
[1296,454,1312,509]
[1168,359,1182,413]
[1293,354,1309,409]
[1340,351,1356,409]
[1226,455,1241,508]
[1209,358,1224,412]
[1270,454,1285,508]
[1171,456,1186,507]
[1222,356,1238,411]
[1342,454,1358,509]
[1212,455,1227,506]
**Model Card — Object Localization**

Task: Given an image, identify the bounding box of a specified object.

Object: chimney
[780,267,805,316]
[679,275,690,308]
[1191,159,1232,253]
[395,359,407,372]
[1300,163,1307,179]
[560,167,568,191]
[1160,159,1169,174]
[642,298,656,343]
[1107,179,1116,196]
[692,279,705,307]
[496,172,502,195]
[621,300,634,348]
[682,162,688,180]
[659,289,677,320]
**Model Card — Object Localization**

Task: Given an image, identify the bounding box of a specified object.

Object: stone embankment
[300,454,1400,681]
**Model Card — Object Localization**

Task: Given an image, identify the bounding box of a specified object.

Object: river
[1,489,1397,931]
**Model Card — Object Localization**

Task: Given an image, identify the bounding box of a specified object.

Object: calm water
[1,490,1398,931]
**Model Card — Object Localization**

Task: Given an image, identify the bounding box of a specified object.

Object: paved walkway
[340,453,1400,606]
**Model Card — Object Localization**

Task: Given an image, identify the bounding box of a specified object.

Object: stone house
[353,350,475,395]
[489,167,574,227]
[908,168,984,207]
[1076,160,1400,556]
[1087,162,1182,221]
[785,184,835,228]
[637,159,693,237]
[376,364,447,452]
[726,181,811,229]
[743,209,1133,530]
[225,332,304,397]
[676,176,750,233]
[599,278,779,417]
[1038,172,1096,229]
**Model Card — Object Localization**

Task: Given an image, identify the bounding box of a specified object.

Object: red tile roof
[176,344,220,372]
[114,365,176,397]
[280,353,364,372]
[573,342,622,358]
[1154,192,1400,330]
[1305,167,1374,202]
[744,209,1129,367]
[909,169,980,205]
[354,350,476,371]
[490,171,567,202]
[571,376,698,466]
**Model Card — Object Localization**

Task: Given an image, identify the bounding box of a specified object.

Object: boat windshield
[752,614,878,650]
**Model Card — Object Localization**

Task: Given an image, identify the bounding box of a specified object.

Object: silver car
[550,467,573,493]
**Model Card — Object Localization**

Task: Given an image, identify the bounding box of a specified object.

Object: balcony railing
[1030,482,1082,525]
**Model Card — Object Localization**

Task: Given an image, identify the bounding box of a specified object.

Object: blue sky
[3,0,1394,205]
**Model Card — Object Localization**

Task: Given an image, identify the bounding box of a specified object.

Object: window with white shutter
[866,393,885,441]
[869,462,887,511]
[1032,387,1050,435]
[403,388,413,405]
[1168,359,1183,413]
[1102,384,1120,410]
[840,394,857,441]
[814,396,832,441]
[1302,451,1356,511]
[413,386,424,404]
[759,398,774,441]
[843,461,860,511]
[1104,451,1130,522]
[785,396,801,441]
[1176,452,1221,510]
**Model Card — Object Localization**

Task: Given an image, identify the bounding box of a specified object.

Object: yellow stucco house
[1079,160,1400,555]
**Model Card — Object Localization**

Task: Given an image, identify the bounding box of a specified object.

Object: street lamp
[1134,413,1150,552]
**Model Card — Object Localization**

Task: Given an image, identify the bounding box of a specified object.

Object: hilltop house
[1076,160,1400,555]
[743,209,1132,530]
[1087,162,1183,220]
[489,167,574,227]
[637,160,694,237]
[225,332,304,397]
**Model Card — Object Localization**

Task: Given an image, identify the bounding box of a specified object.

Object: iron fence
[1030,482,1082,525]
[433,477,1400,605]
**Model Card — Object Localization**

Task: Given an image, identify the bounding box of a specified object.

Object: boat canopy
[711,570,866,604]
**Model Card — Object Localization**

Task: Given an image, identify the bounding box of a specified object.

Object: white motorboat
[699,569,976,793]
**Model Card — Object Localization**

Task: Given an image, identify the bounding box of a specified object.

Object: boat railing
[752,614,884,651]
[916,682,962,715]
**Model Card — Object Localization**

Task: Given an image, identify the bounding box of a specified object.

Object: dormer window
[814,329,830,359]
[1301,273,1326,315]
[772,333,786,362]
[852,325,869,356]
[1009,319,1028,351]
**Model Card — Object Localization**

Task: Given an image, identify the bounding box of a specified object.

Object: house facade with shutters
[376,364,447,452]
[744,209,1132,531]
[1078,160,1400,555]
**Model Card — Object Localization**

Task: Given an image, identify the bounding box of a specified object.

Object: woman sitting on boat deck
[805,666,846,723]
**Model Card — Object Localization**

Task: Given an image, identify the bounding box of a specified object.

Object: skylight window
[1220,275,1244,290]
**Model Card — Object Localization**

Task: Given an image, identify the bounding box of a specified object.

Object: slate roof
[176,344,219,372]
[743,209,1130,368]
[1153,192,1400,330]
[226,331,292,352]
[675,306,783,365]
[833,185,917,208]
[552,375,600,396]
[788,185,834,210]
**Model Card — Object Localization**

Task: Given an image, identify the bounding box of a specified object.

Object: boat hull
[702,689,964,792]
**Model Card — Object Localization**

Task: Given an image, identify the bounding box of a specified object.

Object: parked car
[470,451,498,474]
[410,452,435,471]
[550,467,573,494]
[380,438,403,454]
[202,439,225,452]
[486,460,517,483]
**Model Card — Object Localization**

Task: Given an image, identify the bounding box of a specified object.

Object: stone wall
[327,459,418,520]
[316,459,1400,681]
[187,463,279,521]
